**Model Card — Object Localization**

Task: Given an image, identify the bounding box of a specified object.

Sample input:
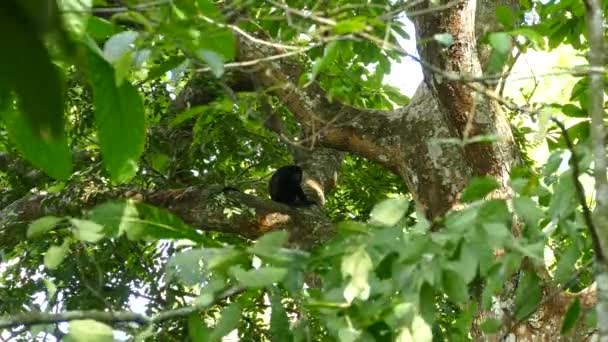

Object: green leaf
[0,2,65,141]
[87,50,145,183]
[419,282,435,324]
[166,248,206,286]
[198,49,225,77]
[333,17,367,34]
[479,318,502,333]
[270,290,291,342]
[44,239,71,270]
[86,16,115,41]
[70,218,105,242]
[210,303,242,341]
[442,270,468,304]
[513,196,544,228]
[369,198,409,226]
[27,216,64,238]
[553,244,580,285]
[450,245,479,283]
[486,32,511,75]
[433,33,454,47]
[341,246,373,303]
[548,172,577,220]
[188,313,210,341]
[561,104,587,118]
[495,5,516,28]
[201,248,245,271]
[103,31,138,63]
[249,231,289,257]
[188,312,209,341]
[514,271,542,320]
[460,177,500,203]
[64,319,114,342]
[1,104,72,180]
[560,298,581,335]
[146,55,186,82]
[231,266,288,288]
[135,203,208,243]
[488,32,511,54]
[87,200,144,239]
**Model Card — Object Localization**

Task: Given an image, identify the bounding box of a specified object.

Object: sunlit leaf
[341,246,373,302]
[44,240,71,270]
[64,320,114,342]
[369,198,409,226]
[27,216,64,238]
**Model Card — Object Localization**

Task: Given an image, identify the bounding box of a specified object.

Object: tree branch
[0,287,244,330]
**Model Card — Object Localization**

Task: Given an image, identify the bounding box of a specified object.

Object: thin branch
[0,287,244,330]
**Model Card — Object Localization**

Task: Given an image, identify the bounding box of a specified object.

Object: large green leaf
[1,104,72,180]
[87,50,145,183]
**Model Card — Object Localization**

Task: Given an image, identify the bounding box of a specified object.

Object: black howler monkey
[269,165,316,206]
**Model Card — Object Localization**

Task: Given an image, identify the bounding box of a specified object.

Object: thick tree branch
[0,184,334,251]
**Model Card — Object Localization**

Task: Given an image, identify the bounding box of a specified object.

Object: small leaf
[433,33,454,47]
[27,216,64,238]
[231,266,288,288]
[69,218,105,242]
[44,240,71,270]
[210,303,242,340]
[64,319,114,342]
[480,318,502,333]
[460,177,500,203]
[188,314,210,341]
[369,198,409,226]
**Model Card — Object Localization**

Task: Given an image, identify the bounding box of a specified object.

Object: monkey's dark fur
[269,165,316,206]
